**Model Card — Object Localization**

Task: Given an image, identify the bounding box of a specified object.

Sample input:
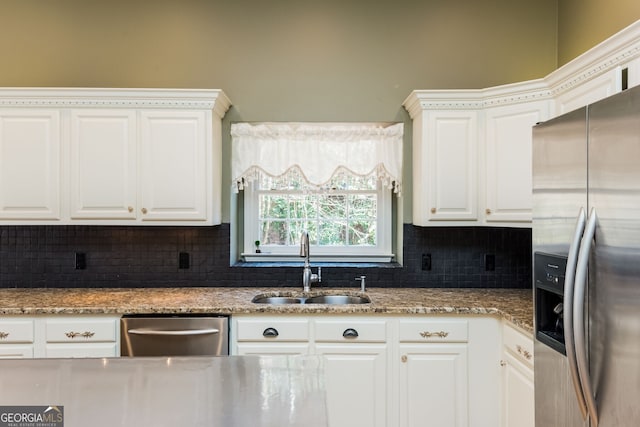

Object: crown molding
[402,80,551,118]
[545,19,640,97]
[404,19,640,117]
[0,88,232,117]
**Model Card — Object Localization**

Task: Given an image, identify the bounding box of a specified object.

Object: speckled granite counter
[0,287,533,332]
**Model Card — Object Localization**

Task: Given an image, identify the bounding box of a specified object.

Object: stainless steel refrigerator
[532,85,640,427]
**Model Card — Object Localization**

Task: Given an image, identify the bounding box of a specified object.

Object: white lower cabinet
[233,317,311,355]
[0,315,120,358]
[315,318,390,427]
[0,318,35,358]
[231,315,505,427]
[41,316,120,358]
[501,323,535,427]
[398,318,470,427]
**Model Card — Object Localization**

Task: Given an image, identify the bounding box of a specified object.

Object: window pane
[319,221,347,245]
[289,195,317,219]
[260,221,287,245]
[349,220,376,245]
[349,195,377,219]
[260,195,288,219]
[289,221,317,245]
[319,194,346,219]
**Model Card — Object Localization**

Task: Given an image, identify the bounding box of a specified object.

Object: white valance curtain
[231,122,403,194]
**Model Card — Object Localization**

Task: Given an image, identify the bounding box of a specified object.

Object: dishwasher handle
[127,328,220,336]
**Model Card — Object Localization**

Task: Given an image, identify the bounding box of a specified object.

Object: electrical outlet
[485,254,495,271]
[179,252,190,269]
[421,253,432,271]
[75,252,86,270]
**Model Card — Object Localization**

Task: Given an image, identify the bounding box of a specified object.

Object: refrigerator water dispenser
[535,252,567,355]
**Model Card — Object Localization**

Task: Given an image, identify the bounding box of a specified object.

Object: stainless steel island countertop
[0,355,327,427]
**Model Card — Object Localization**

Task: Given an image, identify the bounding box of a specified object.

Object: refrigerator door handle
[563,207,589,420]
[573,208,599,427]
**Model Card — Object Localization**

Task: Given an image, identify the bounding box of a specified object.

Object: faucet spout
[300,231,320,292]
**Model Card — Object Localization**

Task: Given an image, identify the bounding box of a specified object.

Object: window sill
[233,260,401,268]
[241,253,394,263]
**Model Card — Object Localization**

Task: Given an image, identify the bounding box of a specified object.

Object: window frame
[241,179,394,263]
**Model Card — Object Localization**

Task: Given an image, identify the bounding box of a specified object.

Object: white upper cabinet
[484,98,550,223]
[404,83,551,227]
[405,20,640,227]
[69,109,137,220]
[0,110,61,220]
[423,110,478,222]
[0,88,231,225]
[139,110,209,222]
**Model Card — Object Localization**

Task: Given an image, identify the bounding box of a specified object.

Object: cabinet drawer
[45,343,118,358]
[314,319,387,343]
[45,318,118,343]
[235,318,310,342]
[0,319,34,343]
[399,319,468,343]
[503,323,534,366]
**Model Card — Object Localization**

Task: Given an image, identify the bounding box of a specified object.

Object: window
[232,122,402,263]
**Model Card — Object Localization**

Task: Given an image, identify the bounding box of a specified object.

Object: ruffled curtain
[231,122,403,195]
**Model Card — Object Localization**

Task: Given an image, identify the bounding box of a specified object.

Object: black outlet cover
[485,254,496,271]
[75,252,86,270]
[179,252,190,269]
[421,253,432,271]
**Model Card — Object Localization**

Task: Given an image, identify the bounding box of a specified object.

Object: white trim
[404,19,640,117]
[0,88,231,117]
[241,253,394,263]
[242,179,394,263]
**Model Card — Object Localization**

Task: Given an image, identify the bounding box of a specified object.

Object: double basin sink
[252,293,370,305]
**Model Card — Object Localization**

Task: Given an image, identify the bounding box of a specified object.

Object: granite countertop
[0,287,534,332]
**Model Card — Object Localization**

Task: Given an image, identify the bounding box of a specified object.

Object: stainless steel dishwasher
[120,314,228,357]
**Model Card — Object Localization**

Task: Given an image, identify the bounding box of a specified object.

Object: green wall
[0,0,560,223]
[558,0,640,65]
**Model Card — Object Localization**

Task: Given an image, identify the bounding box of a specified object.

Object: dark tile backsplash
[0,224,531,289]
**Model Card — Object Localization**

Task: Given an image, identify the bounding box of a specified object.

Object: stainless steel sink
[304,295,370,305]
[252,296,304,304]
[252,294,370,305]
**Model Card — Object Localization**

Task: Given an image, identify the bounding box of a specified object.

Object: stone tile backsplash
[0,224,531,289]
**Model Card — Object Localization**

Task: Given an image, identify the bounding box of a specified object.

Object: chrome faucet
[300,231,321,292]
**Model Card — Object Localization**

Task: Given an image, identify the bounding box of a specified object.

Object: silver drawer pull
[343,328,359,339]
[262,328,279,338]
[127,328,219,336]
[516,345,532,360]
[65,331,96,339]
[0,332,9,339]
[420,331,449,338]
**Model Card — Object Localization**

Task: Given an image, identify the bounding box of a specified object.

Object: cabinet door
[502,351,534,427]
[69,109,137,219]
[139,111,209,222]
[415,111,478,223]
[399,344,468,427]
[485,101,549,223]
[0,110,60,219]
[316,344,388,427]
[501,323,534,427]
